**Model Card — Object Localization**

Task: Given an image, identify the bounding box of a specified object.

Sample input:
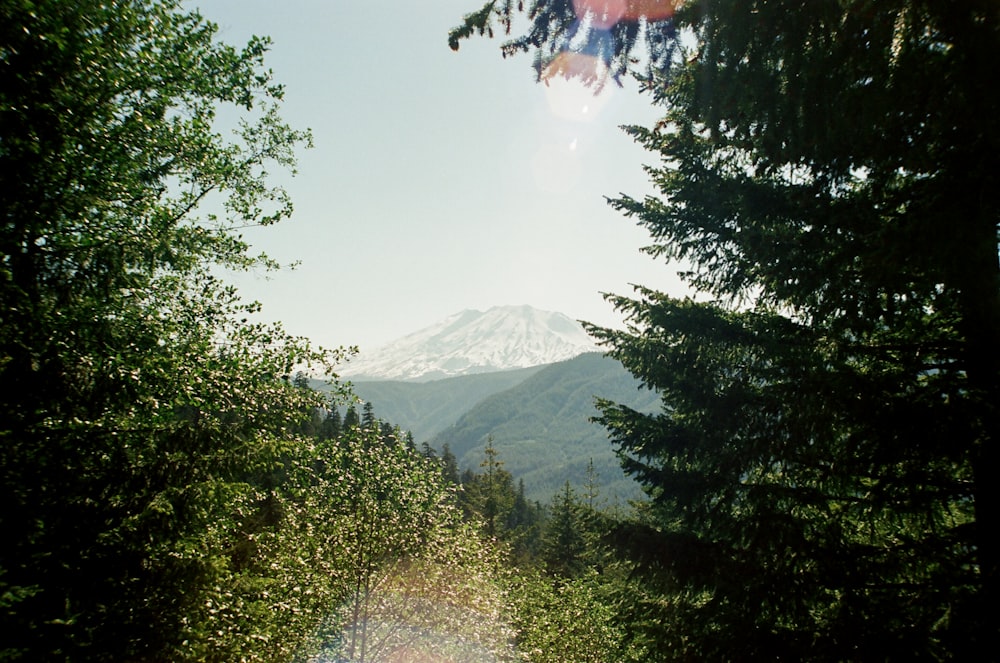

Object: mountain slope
[429,352,660,503]
[340,305,598,381]
[343,365,546,442]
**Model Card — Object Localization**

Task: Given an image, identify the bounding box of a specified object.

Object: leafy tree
[316,425,514,663]
[454,0,999,658]
[0,1,336,659]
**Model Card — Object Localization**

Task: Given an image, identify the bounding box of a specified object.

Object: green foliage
[319,407,342,440]
[542,482,588,577]
[454,0,1000,658]
[461,437,517,539]
[588,1,995,654]
[508,478,545,564]
[507,570,627,663]
[0,1,349,659]
[304,425,516,662]
[457,444,631,661]
[360,400,377,430]
[342,403,361,430]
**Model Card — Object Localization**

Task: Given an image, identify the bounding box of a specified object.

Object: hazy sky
[193,0,690,351]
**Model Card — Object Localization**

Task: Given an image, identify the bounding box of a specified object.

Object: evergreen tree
[378,419,395,444]
[507,478,545,564]
[441,443,461,485]
[361,400,377,431]
[454,0,999,657]
[292,370,311,390]
[543,482,587,578]
[459,467,477,487]
[420,441,438,461]
[320,408,343,441]
[507,477,535,532]
[462,437,516,539]
[342,403,361,431]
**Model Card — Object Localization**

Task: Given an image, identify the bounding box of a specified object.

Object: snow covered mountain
[339,305,600,381]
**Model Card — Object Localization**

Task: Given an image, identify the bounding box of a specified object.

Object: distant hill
[344,365,546,442]
[428,352,660,503]
[319,306,661,504]
[339,305,598,382]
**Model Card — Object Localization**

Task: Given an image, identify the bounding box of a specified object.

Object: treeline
[295,394,647,662]
[322,395,625,581]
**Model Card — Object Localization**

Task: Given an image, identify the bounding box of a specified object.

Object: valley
[319,306,659,504]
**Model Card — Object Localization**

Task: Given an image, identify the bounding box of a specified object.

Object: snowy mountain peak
[340,305,599,382]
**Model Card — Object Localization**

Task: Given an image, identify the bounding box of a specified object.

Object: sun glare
[541,1,679,88]
[573,0,678,26]
[543,74,613,122]
[572,0,627,29]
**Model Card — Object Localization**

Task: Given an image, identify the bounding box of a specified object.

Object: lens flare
[543,74,612,122]
[542,49,609,87]
[572,0,677,26]
[572,0,627,29]
[544,1,678,86]
[314,559,514,662]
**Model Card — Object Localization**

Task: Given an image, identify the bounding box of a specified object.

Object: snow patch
[340,305,599,381]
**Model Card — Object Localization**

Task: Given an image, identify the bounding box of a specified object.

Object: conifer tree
[320,408,343,441]
[441,443,461,485]
[420,441,438,460]
[462,437,516,539]
[378,419,396,444]
[361,400,377,431]
[508,478,545,564]
[454,0,999,657]
[342,404,361,431]
[543,482,587,578]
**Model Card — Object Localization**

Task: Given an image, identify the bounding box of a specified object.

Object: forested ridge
[3,0,998,661]
[339,353,657,503]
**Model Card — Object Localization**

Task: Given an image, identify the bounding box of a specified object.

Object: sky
[192,0,690,351]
